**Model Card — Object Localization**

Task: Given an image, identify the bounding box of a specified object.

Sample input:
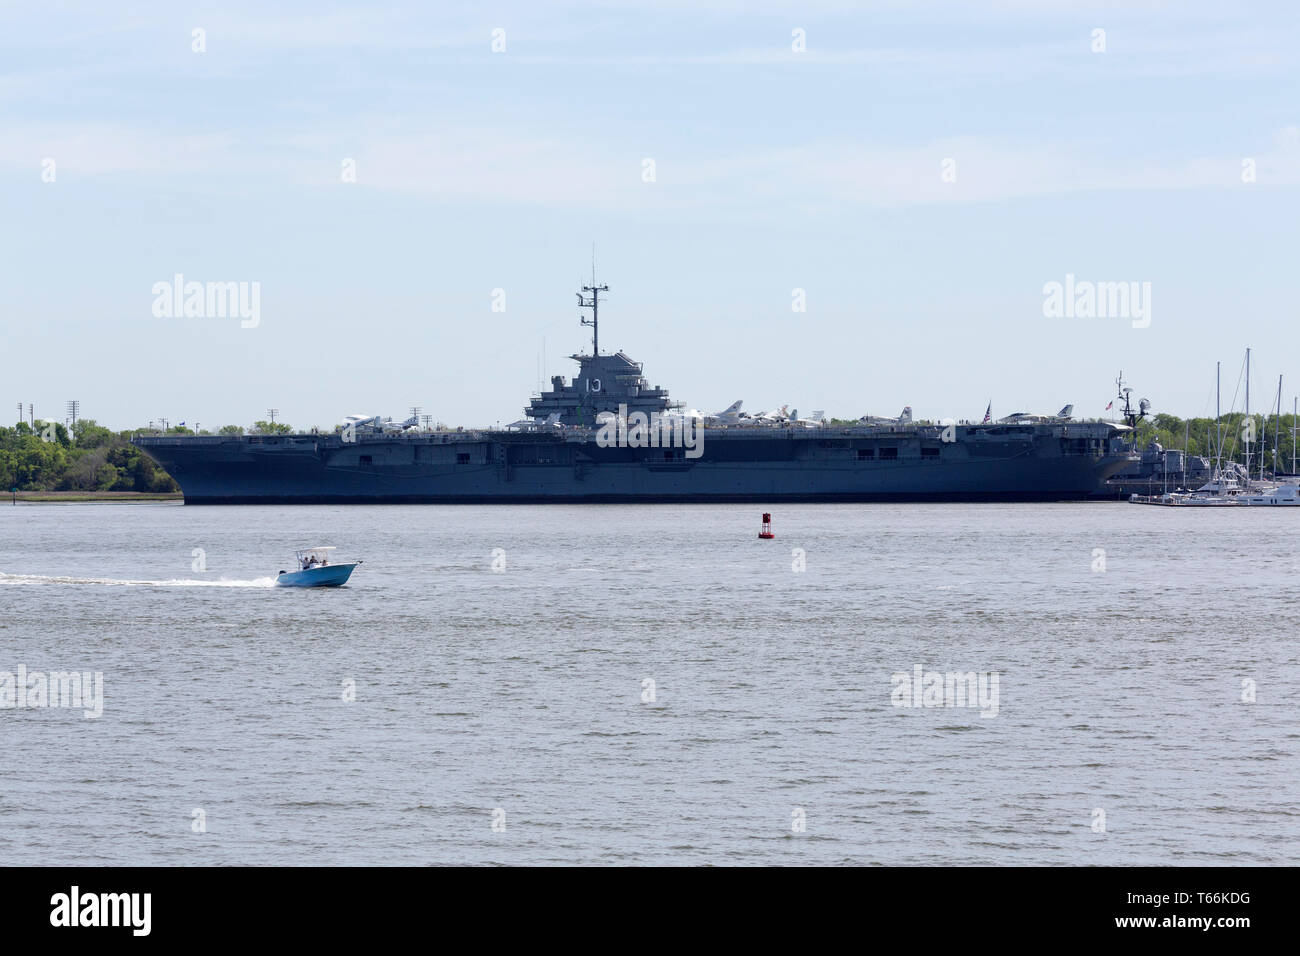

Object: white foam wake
[0,572,278,588]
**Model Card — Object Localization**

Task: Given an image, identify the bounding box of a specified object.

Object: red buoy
[758,513,775,538]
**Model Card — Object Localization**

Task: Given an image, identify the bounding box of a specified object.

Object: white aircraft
[997,404,1074,424]
[704,400,747,426]
[792,409,827,427]
[661,407,705,426]
[341,414,386,431]
[859,406,912,425]
[340,413,428,433]
[503,411,562,431]
[752,404,791,424]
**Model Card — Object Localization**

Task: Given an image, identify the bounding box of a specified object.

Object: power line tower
[66,400,79,433]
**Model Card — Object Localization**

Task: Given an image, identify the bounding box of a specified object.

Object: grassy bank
[8,490,183,503]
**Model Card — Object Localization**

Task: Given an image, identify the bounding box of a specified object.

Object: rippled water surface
[1,501,1297,865]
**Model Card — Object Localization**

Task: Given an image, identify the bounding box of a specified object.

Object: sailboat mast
[1215,361,1221,475]
[1245,348,1251,480]
[1275,375,1282,480]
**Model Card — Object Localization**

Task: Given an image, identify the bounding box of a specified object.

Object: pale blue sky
[3,1,1298,429]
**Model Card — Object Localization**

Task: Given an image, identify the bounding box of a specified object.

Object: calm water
[1,501,1297,865]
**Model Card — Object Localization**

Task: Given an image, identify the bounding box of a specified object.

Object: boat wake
[0,572,278,589]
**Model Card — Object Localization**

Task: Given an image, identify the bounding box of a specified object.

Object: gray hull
[135,423,1133,504]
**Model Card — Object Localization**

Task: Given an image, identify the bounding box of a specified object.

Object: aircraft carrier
[134,282,1136,504]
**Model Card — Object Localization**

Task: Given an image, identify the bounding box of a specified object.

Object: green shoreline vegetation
[1,419,303,495]
[6,412,1299,499]
[3,420,177,494]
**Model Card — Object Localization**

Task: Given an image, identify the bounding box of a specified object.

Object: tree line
[1,419,302,491]
[1134,412,1300,470]
[1,420,179,492]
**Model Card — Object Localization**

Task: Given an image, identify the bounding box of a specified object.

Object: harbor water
[1,502,1297,865]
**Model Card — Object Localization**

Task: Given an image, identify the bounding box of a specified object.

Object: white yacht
[1239,484,1300,506]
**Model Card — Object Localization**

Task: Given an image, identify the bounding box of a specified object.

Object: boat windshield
[294,547,336,569]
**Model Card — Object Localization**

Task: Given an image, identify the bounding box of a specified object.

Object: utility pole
[267,408,279,425]
[66,400,79,436]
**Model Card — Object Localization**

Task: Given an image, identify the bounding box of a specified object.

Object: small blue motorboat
[276,547,361,588]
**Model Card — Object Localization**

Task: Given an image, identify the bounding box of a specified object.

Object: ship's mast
[1116,371,1135,428]
[577,269,608,358]
[1114,371,1148,453]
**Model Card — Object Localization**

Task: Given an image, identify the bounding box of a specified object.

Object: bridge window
[880,447,898,460]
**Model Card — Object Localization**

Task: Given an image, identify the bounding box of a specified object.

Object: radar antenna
[576,254,608,357]
[1114,371,1149,431]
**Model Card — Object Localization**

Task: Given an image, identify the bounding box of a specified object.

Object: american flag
[981,402,991,424]
[1105,401,1113,411]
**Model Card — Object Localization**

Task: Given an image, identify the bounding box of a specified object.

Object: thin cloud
[3,122,1296,207]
